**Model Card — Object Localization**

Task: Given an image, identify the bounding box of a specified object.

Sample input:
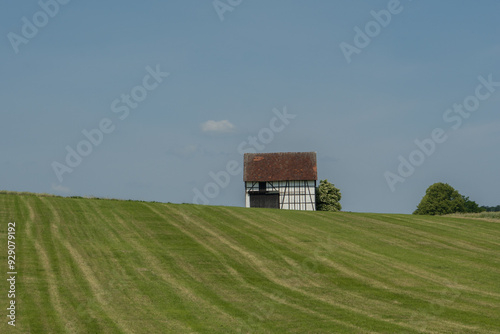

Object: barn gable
[244,152,317,211]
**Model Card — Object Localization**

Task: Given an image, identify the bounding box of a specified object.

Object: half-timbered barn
[243,152,317,210]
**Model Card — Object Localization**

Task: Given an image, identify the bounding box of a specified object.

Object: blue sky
[1,0,499,213]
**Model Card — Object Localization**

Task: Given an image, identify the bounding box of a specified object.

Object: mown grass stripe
[148,204,395,333]
[156,205,428,333]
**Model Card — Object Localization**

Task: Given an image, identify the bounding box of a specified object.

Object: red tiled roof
[243,152,317,181]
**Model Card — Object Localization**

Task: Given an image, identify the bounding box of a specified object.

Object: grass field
[448,212,500,220]
[0,192,499,333]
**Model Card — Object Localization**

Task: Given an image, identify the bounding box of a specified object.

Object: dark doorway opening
[250,192,279,209]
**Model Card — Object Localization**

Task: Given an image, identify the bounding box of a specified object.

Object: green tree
[316,179,341,212]
[462,196,482,213]
[413,183,465,215]
[480,205,500,212]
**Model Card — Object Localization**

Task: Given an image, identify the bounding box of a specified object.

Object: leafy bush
[316,179,342,212]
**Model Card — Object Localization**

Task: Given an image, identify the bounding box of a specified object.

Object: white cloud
[52,183,71,194]
[201,120,235,134]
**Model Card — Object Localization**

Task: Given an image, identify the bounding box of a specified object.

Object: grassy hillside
[448,212,500,220]
[1,192,499,333]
